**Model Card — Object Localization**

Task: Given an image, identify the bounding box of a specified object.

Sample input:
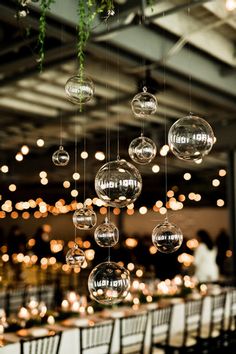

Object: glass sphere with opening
[66,244,85,268]
[152,219,183,253]
[73,207,97,230]
[65,75,94,104]
[52,146,70,166]
[88,261,130,305]
[168,114,214,161]
[95,159,142,208]
[131,87,158,118]
[129,135,157,164]
[94,219,119,247]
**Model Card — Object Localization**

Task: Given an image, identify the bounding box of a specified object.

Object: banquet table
[0,292,231,354]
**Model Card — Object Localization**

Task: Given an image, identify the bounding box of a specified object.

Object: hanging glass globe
[88,261,130,305]
[95,159,142,208]
[52,146,70,166]
[73,207,97,230]
[131,86,158,118]
[168,114,214,161]
[152,218,183,254]
[66,244,85,268]
[128,134,157,165]
[65,75,94,104]
[94,218,119,247]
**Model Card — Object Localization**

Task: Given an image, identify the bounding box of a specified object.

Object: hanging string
[59,110,63,146]
[187,6,192,114]
[74,110,78,243]
[116,8,120,161]
[83,122,86,204]
[162,11,168,222]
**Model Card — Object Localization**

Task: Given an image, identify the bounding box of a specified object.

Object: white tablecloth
[0,293,231,354]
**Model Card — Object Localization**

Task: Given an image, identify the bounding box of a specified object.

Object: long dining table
[0,291,232,354]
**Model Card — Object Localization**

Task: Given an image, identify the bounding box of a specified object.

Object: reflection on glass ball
[65,75,94,104]
[95,159,142,208]
[94,218,119,247]
[168,114,214,161]
[131,87,158,118]
[66,244,85,268]
[73,207,97,230]
[152,219,183,253]
[88,261,130,305]
[52,146,70,166]
[129,135,157,165]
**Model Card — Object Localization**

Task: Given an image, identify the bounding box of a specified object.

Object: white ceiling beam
[145,0,236,67]
[203,0,236,31]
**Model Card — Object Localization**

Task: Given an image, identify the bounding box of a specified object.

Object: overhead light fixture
[226,0,236,11]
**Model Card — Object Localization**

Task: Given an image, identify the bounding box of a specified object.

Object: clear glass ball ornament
[152,218,183,253]
[94,218,119,247]
[88,261,130,305]
[128,134,157,165]
[66,244,85,268]
[65,75,94,104]
[95,159,142,208]
[168,113,215,161]
[73,207,97,230]
[131,86,158,118]
[52,146,70,166]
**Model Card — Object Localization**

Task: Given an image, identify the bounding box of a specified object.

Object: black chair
[20,331,62,354]
[79,320,114,354]
[119,313,148,354]
[151,300,203,354]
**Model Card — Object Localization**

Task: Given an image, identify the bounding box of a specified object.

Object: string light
[139,206,147,215]
[73,173,80,180]
[15,152,23,161]
[183,173,191,181]
[81,151,88,159]
[212,179,220,187]
[95,151,105,161]
[1,165,8,173]
[217,199,225,207]
[63,181,70,188]
[37,139,45,147]
[39,171,47,178]
[9,184,16,192]
[152,164,160,173]
[21,145,29,155]
[226,0,236,11]
[219,169,226,177]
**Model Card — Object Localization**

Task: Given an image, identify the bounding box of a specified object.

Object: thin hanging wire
[162,12,169,222]
[105,14,111,263]
[74,110,78,243]
[59,110,63,147]
[83,122,86,204]
[188,5,192,114]
[116,8,120,161]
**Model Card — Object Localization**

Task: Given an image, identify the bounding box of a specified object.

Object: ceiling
[0,0,234,207]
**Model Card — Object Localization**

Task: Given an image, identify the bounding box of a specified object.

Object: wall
[0,207,229,241]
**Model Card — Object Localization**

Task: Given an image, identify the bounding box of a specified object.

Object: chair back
[20,332,62,354]
[183,298,203,343]
[120,313,148,354]
[150,306,172,350]
[209,292,227,336]
[80,320,114,354]
[228,288,236,331]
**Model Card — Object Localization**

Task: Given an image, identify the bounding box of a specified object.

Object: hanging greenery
[36,0,114,73]
[38,0,55,72]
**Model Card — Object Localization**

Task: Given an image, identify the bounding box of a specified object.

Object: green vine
[77,0,114,78]
[38,0,55,72]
